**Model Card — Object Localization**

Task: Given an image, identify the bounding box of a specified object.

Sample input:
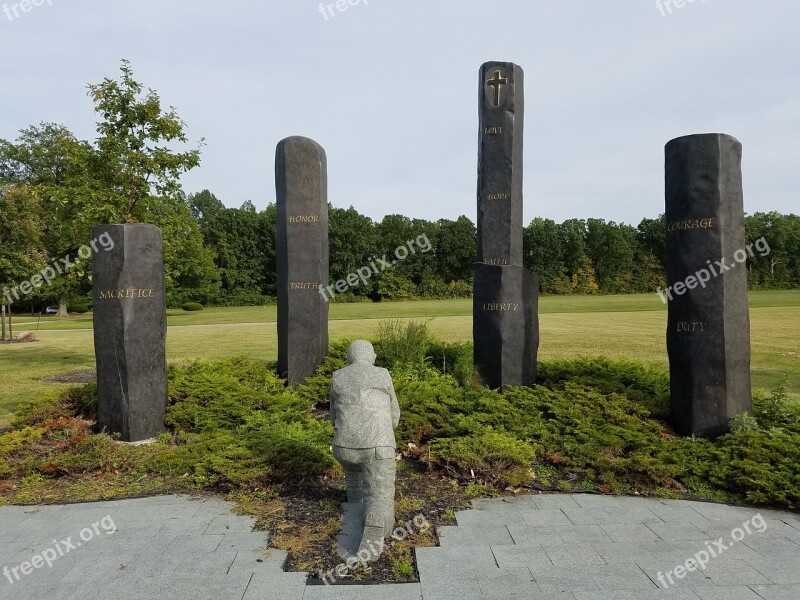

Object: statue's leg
[361,447,397,539]
[356,447,392,558]
[333,446,366,503]
[374,448,397,536]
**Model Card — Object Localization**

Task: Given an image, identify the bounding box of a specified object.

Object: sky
[0,0,798,226]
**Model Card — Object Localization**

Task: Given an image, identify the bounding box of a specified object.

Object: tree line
[183,196,800,305]
[1,61,798,313]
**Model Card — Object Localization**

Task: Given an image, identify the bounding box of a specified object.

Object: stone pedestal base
[473,264,539,389]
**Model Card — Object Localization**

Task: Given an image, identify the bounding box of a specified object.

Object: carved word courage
[667,218,715,232]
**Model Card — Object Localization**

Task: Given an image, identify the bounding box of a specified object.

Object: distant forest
[180,192,800,306]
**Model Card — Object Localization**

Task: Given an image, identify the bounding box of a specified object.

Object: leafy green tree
[377,216,437,289]
[0,186,47,331]
[0,62,218,311]
[260,204,278,296]
[188,189,226,224]
[375,269,417,301]
[0,123,100,315]
[188,192,266,303]
[635,216,667,293]
[329,206,377,296]
[585,219,636,293]
[88,59,203,222]
[559,219,588,279]
[435,216,476,283]
[746,212,800,288]
[524,218,565,292]
[637,215,666,262]
[88,61,218,305]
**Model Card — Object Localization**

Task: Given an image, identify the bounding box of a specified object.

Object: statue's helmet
[347,340,376,365]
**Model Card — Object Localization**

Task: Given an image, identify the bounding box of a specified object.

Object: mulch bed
[255,459,472,583]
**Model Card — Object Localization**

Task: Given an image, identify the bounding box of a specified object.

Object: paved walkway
[1,494,798,599]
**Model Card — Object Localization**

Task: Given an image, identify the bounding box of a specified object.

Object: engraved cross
[487,70,508,107]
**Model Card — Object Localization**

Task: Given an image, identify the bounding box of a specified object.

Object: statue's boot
[358,511,386,559]
[383,505,395,536]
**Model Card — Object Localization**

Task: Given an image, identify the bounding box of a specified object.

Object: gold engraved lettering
[667,218,715,232]
[484,258,509,266]
[676,321,707,333]
[487,193,510,201]
[483,303,520,312]
[290,283,319,290]
[288,215,321,224]
[98,288,156,300]
[483,126,504,135]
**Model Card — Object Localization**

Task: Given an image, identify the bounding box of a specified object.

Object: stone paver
[1,493,798,599]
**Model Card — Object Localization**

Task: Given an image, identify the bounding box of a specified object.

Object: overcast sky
[1,0,797,225]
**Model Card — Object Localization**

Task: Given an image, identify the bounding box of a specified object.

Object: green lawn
[1,291,798,425]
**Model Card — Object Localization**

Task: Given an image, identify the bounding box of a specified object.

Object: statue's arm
[328,381,337,427]
[387,375,400,429]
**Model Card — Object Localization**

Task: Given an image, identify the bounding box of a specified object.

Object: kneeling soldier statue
[330,340,400,559]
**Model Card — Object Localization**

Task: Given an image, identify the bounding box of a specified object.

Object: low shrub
[181,302,204,312]
[375,319,431,368]
[431,430,537,486]
[69,302,90,314]
[1,341,797,508]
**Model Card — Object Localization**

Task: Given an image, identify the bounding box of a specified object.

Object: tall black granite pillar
[477,61,524,267]
[473,61,538,389]
[276,136,329,385]
[665,133,752,438]
[93,224,167,442]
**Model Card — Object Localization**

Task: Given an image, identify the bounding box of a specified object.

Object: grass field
[1,291,798,425]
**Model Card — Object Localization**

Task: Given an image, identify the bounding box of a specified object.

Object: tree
[745,212,800,288]
[188,189,225,224]
[260,204,278,296]
[329,206,377,295]
[88,61,218,305]
[435,216,476,283]
[0,62,217,312]
[585,219,636,293]
[637,215,666,263]
[0,123,99,315]
[0,185,46,334]
[88,59,204,222]
[559,219,588,279]
[188,192,266,303]
[524,218,565,292]
[635,216,667,293]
